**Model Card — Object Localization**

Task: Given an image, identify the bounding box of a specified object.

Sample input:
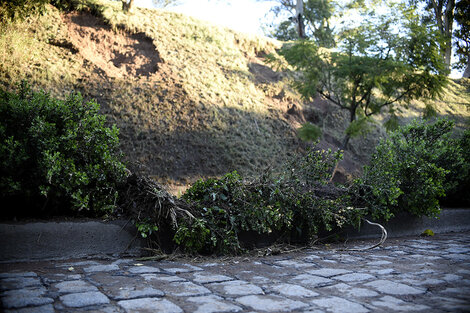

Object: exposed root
[118,173,197,251]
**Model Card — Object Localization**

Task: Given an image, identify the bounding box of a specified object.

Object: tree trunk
[431,0,455,72]
[329,110,354,182]
[122,0,134,12]
[296,0,305,39]
[444,43,452,71]
[341,133,351,150]
[443,0,455,71]
[463,57,470,78]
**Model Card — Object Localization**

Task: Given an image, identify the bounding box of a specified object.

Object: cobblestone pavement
[1,232,470,313]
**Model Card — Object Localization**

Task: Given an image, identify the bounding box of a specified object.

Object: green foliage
[454,0,470,71]
[345,117,372,138]
[0,83,126,217]
[357,119,465,220]
[297,122,322,142]
[136,219,159,238]
[0,0,48,23]
[279,4,448,148]
[443,128,470,206]
[179,171,291,254]
[178,148,361,254]
[265,0,336,47]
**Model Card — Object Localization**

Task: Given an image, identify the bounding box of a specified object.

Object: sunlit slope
[0,0,468,190]
[0,1,304,187]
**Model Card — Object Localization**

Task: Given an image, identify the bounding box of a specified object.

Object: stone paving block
[310,296,369,313]
[208,280,264,296]
[62,261,100,268]
[160,264,203,274]
[192,272,234,284]
[274,260,315,268]
[118,297,183,313]
[83,264,120,273]
[445,253,470,261]
[141,273,186,282]
[305,268,352,277]
[302,255,321,262]
[89,273,165,300]
[184,295,242,313]
[446,247,470,253]
[431,296,470,312]
[128,265,161,274]
[77,306,122,313]
[1,287,53,309]
[441,286,470,297]
[366,260,392,266]
[111,286,165,300]
[371,295,429,311]
[60,291,110,307]
[369,268,396,275]
[156,281,211,297]
[236,294,308,312]
[270,283,319,298]
[255,275,275,283]
[4,304,54,313]
[0,276,42,291]
[0,272,37,278]
[322,259,338,264]
[364,280,425,295]
[326,283,379,297]
[54,280,98,294]
[442,273,462,282]
[334,273,375,282]
[42,273,82,284]
[290,274,332,287]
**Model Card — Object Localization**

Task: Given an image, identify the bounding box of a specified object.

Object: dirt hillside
[1,0,468,193]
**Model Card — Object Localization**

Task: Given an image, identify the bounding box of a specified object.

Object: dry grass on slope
[1,1,468,194]
[0,1,306,192]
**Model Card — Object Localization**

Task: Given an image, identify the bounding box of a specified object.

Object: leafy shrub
[0,0,48,23]
[0,83,126,218]
[297,122,321,142]
[357,119,465,220]
[442,129,470,207]
[178,147,361,254]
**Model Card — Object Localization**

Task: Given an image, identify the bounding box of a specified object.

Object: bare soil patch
[64,12,161,79]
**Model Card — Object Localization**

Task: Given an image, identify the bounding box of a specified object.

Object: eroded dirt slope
[1,1,468,193]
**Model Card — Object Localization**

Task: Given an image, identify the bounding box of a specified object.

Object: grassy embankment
[1,0,468,193]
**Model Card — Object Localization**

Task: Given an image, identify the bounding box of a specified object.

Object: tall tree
[264,0,336,47]
[454,0,470,77]
[279,7,448,149]
[411,0,455,71]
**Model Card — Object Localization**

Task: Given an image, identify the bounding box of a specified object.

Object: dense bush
[0,0,48,23]
[177,148,361,254]
[442,129,470,207]
[357,119,466,221]
[0,83,126,218]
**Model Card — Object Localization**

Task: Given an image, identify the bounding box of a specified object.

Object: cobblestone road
[1,232,470,312]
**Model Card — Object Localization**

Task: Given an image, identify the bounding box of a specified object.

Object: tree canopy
[279,6,448,148]
[263,0,336,47]
[454,0,470,77]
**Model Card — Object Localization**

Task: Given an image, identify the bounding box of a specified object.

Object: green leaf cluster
[177,148,361,254]
[0,83,126,218]
[278,5,448,148]
[356,119,467,220]
[0,0,48,23]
